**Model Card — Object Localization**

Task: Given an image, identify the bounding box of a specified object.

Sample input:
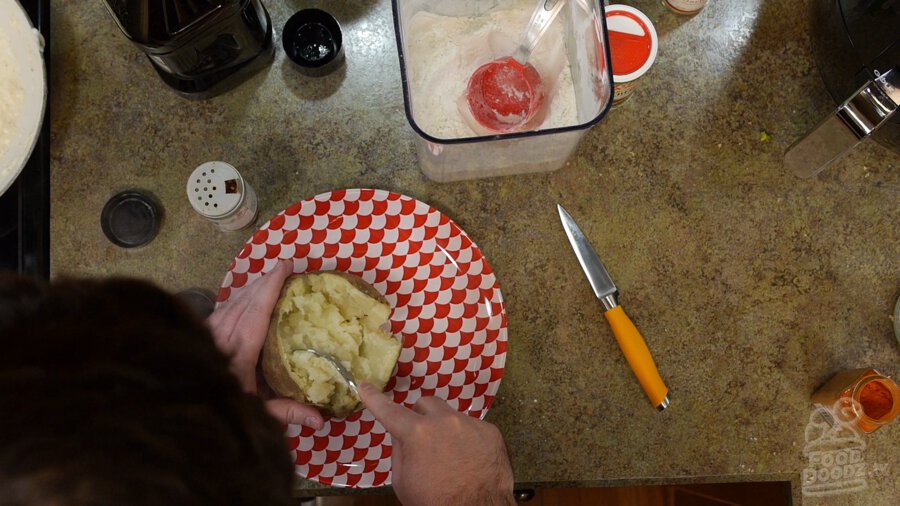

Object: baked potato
[262,272,401,418]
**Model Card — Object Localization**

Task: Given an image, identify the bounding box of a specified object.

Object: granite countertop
[49,0,899,504]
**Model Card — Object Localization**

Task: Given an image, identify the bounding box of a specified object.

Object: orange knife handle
[603,305,670,410]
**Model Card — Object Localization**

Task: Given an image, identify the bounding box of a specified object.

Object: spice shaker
[663,0,708,15]
[812,369,900,434]
[187,161,259,232]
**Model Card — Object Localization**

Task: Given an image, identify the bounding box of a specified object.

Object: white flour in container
[0,29,25,157]
[405,1,578,139]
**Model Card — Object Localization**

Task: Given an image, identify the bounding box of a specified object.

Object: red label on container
[607,10,654,76]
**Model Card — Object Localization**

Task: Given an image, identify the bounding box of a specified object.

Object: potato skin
[261,272,398,418]
[262,300,308,402]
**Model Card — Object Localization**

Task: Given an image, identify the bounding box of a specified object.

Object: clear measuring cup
[465,0,567,133]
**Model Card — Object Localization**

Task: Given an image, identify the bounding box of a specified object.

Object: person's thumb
[265,398,324,430]
[358,382,418,439]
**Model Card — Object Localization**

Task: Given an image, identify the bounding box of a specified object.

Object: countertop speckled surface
[49,0,899,504]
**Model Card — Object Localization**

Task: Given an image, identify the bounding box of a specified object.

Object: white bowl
[0,0,46,196]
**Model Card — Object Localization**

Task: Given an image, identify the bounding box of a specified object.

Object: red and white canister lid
[606,4,658,105]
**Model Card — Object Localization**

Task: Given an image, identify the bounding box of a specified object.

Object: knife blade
[557,204,670,411]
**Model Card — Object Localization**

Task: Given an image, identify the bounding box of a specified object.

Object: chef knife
[557,204,670,411]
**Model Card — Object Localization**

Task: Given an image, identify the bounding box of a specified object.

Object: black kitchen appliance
[0,0,50,278]
[103,0,275,100]
[785,0,899,176]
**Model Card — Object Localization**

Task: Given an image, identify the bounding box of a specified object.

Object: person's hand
[359,382,515,506]
[207,261,323,430]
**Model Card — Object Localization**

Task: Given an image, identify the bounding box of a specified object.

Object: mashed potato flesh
[275,273,400,414]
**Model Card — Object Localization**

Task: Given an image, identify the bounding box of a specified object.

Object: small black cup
[100,190,162,248]
[282,9,345,77]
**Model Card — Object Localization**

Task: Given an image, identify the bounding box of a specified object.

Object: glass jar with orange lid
[812,369,900,434]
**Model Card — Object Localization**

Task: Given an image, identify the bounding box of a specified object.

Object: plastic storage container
[391,0,613,182]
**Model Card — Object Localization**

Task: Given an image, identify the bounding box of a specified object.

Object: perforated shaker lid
[186,161,245,218]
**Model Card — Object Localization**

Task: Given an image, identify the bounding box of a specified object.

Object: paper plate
[217,188,508,487]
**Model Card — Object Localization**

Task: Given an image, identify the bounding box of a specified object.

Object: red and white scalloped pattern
[217,189,508,488]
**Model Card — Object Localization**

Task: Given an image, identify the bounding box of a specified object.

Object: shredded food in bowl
[0,29,25,157]
[0,0,44,196]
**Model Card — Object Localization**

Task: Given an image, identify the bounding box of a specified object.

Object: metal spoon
[303,348,359,395]
[512,0,567,66]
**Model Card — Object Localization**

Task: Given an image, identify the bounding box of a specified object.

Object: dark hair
[0,273,295,506]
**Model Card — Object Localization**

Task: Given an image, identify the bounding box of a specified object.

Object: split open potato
[262,272,401,418]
